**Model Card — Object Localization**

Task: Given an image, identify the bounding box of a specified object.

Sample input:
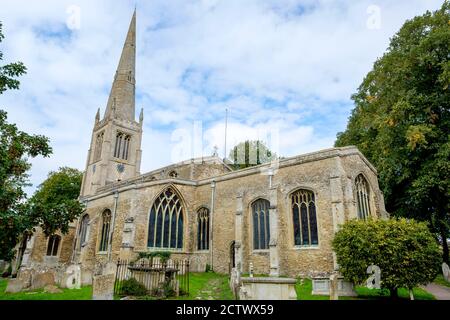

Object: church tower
[80,11,142,197]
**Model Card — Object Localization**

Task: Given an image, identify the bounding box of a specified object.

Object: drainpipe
[210,180,216,271]
[108,191,119,262]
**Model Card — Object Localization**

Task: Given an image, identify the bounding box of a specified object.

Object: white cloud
[0,0,444,194]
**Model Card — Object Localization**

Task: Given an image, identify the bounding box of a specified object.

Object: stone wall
[27,146,387,284]
[28,227,76,266]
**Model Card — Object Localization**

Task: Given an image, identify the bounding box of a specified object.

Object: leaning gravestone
[442,263,450,282]
[31,271,55,290]
[5,279,24,293]
[92,274,115,300]
[329,273,339,300]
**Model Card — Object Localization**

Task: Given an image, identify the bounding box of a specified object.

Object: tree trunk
[440,226,449,264]
[389,288,398,299]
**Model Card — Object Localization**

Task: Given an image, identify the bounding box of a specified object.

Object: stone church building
[18,12,388,286]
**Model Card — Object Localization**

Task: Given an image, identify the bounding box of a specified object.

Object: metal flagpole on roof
[224,108,228,161]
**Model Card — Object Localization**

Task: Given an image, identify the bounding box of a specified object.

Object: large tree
[0,21,52,260]
[229,140,277,170]
[27,167,84,237]
[335,3,450,263]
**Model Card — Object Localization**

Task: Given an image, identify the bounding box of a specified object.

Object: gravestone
[239,277,297,300]
[442,263,450,282]
[44,284,63,294]
[62,264,81,289]
[17,268,33,288]
[329,273,339,300]
[31,271,55,290]
[92,274,115,300]
[6,279,24,293]
[312,276,356,296]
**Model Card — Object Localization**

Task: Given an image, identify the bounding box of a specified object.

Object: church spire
[104,10,136,121]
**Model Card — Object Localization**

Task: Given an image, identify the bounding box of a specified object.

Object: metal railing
[114,258,189,298]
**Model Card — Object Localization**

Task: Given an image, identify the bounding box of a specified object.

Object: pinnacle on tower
[95,108,100,123]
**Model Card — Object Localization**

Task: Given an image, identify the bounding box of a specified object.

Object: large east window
[147,188,184,249]
[291,189,319,246]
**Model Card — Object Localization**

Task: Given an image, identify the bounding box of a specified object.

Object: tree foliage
[0,22,27,94]
[28,167,84,236]
[333,218,441,298]
[229,140,277,170]
[335,3,450,262]
[0,21,52,260]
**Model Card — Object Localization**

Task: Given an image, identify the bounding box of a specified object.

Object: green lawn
[116,272,235,300]
[174,272,234,300]
[295,278,435,300]
[433,274,450,288]
[0,278,92,300]
[3,273,437,301]
[295,278,329,300]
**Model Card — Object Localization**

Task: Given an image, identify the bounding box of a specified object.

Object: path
[422,283,450,300]
[195,279,223,300]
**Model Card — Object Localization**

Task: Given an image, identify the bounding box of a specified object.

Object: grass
[116,272,234,300]
[0,278,92,300]
[295,278,330,300]
[295,278,435,300]
[433,274,450,288]
[173,272,234,300]
[354,286,435,300]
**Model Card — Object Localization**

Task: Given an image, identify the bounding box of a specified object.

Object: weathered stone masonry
[19,11,388,286]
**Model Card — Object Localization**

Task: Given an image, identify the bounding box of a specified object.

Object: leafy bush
[137,251,172,263]
[121,278,147,296]
[333,218,441,298]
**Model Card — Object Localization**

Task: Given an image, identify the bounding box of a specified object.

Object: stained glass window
[252,199,270,250]
[291,190,319,246]
[147,188,184,249]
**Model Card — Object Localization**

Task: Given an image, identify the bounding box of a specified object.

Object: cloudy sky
[0,0,444,194]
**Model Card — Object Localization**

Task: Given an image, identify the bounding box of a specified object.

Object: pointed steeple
[104,10,136,121]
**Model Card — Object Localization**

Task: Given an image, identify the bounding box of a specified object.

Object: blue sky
[0,0,444,194]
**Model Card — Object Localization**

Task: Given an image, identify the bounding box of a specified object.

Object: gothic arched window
[355,174,371,220]
[79,214,90,249]
[99,209,112,252]
[291,189,319,246]
[252,199,270,250]
[114,132,131,160]
[46,235,61,256]
[147,188,184,249]
[197,207,210,251]
[94,131,104,162]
